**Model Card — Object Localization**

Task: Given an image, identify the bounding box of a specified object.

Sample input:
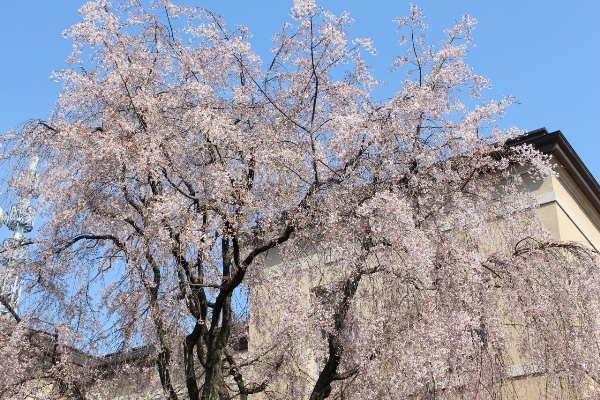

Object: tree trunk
[200,335,227,400]
[157,347,179,400]
[309,274,362,400]
[184,323,203,400]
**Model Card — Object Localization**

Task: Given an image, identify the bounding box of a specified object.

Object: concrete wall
[522,160,600,250]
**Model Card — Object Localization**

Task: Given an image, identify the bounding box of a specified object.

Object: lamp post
[0,156,38,316]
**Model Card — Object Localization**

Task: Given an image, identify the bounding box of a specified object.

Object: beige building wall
[522,162,600,250]
[503,157,600,399]
[249,154,600,399]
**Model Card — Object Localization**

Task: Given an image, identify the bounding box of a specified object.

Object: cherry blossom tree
[1,1,598,399]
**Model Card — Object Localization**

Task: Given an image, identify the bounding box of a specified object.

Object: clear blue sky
[1,1,599,180]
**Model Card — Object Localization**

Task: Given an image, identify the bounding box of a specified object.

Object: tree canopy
[0,1,598,399]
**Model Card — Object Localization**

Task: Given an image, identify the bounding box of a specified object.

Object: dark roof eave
[507,128,600,216]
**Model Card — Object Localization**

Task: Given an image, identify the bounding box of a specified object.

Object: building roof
[507,128,600,215]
